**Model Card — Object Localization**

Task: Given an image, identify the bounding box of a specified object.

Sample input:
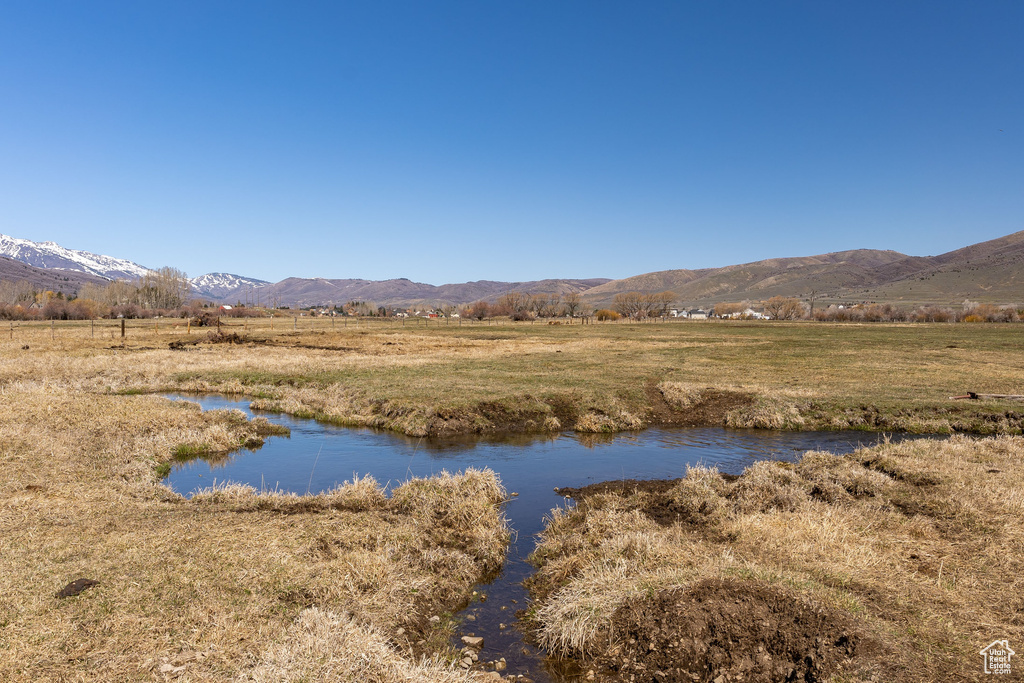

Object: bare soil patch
[646,381,754,427]
[598,578,870,683]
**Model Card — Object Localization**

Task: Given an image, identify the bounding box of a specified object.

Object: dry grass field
[1,317,1022,681]
[0,386,509,681]
[4,317,1024,437]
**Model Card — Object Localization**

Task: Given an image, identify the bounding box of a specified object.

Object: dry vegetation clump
[240,607,470,683]
[664,464,731,521]
[528,436,1024,682]
[724,393,806,430]
[0,385,508,681]
[573,408,644,433]
[657,381,709,410]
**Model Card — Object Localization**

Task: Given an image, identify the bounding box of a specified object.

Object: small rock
[465,614,476,621]
[586,671,595,681]
[499,623,507,630]
[428,615,440,624]
[495,658,507,672]
[462,635,484,649]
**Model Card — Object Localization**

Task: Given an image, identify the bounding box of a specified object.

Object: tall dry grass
[527,436,1024,680]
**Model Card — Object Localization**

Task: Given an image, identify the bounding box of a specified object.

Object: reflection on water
[162,393,926,682]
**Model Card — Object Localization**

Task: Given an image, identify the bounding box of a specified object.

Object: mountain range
[1,231,1021,308]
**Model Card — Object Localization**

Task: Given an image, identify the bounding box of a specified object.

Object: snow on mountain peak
[0,233,153,280]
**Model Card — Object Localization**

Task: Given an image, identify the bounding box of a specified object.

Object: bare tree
[563,291,582,317]
[530,292,560,317]
[498,290,529,314]
[652,291,676,317]
[613,292,641,318]
[765,296,805,320]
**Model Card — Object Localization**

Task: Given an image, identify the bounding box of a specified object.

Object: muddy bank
[173,374,1024,440]
[598,578,870,683]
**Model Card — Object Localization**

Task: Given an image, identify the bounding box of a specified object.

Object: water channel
[163,394,919,682]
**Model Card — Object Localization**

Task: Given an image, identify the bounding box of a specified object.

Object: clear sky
[1,1,1021,284]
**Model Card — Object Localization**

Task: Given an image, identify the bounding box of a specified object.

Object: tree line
[0,268,195,320]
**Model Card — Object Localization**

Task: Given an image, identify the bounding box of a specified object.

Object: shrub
[595,309,620,321]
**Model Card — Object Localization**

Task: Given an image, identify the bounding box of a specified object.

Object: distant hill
[1,229,1020,309]
[0,256,108,296]
[245,277,611,309]
[856,231,1024,304]
[584,232,1024,307]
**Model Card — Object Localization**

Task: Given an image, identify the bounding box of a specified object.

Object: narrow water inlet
[162,393,921,682]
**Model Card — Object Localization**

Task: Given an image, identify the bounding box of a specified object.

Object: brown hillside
[584,232,1024,307]
[0,256,109,298]
[583,249,910,306]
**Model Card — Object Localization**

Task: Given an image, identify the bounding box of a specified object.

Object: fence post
[121,319,126,339]
[91,319,95,337]
[51,320,54,340]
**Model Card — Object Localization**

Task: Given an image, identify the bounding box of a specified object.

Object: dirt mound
[645,383,754,427]
[190,312,221,327]
[598,578,868,683]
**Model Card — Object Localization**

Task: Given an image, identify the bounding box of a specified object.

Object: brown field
[1,317,1022,681]
[4,316,1024,437]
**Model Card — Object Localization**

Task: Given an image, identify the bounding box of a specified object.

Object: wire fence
[2,314,701,342]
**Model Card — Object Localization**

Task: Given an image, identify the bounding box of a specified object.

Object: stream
[163,394,919,682]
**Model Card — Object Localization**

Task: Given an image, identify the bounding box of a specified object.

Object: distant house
[723,308,768,320]
[219,305,233,312]
[688,309,708,320]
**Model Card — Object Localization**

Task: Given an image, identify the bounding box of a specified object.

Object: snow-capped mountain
[190,272,270,299]
[0,233,153,280]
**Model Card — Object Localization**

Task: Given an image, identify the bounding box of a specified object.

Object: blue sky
[1,1,1021,284]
